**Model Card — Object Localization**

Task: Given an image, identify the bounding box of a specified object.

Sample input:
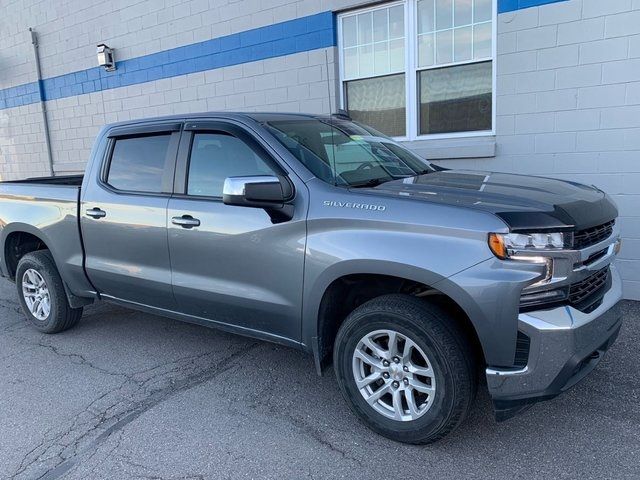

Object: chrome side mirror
[222,176,294,222]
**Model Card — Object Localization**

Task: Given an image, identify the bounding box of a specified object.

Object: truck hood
[363,170,617,231]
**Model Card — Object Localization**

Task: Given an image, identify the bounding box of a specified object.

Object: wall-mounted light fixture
[96,44,115,71]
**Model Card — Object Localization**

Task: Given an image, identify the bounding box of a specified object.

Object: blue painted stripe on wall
[0,2,569,110]
[0,12,335,111]
[498,0,568,13]
[0,81,41,109]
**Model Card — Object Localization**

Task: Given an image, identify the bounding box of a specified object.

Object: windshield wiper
[350,178,393,188]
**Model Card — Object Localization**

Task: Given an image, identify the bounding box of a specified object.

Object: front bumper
[486,264,623,421]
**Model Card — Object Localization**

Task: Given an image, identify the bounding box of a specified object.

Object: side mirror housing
[222,176,294,222]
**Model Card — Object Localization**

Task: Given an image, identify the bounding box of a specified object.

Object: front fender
[300,216,498,353]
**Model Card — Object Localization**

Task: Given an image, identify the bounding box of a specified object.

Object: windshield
[264,118,435,187]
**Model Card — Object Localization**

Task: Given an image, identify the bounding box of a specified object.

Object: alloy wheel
[352,329,436,421]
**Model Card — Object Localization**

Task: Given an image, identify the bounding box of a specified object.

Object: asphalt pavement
[0,277,638,480]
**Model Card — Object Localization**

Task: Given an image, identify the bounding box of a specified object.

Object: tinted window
[187,133,274,197]
[345,74,406,137]
[107,134,171,192]
[419,61,492,135]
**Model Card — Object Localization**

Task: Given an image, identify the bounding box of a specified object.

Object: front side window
[187,133,274,197]
[107,134,171,193]
[339,0,495,139]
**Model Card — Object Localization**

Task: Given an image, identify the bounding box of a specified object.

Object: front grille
[520,266,611,313]
[569,267,611,313]
[573,220,614,250]
[574,248,608,268]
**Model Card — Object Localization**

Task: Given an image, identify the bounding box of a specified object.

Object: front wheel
[333,294,477,444]
[16,250,83,333]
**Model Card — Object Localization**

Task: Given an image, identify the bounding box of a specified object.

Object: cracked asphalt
[0,278,639,480]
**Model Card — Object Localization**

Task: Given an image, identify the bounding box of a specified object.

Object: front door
[167,122,306,341]
[81,123,181,309]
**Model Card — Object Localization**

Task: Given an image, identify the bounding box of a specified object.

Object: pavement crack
[12,343,260,480]
[37,339,129,378]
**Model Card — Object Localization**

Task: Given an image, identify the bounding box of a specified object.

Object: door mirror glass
[222,176,288,208]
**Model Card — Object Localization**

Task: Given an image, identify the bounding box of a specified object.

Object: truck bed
[1,174,83,186]
[0,180,92,297]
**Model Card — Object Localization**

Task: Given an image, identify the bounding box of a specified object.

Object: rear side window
[187,132,274,197]
[107,134,171,193]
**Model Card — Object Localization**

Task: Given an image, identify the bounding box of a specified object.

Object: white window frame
[337,0,497,142]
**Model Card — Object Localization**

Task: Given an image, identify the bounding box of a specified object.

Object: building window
[340,3,407,136]
[338,0,495,140]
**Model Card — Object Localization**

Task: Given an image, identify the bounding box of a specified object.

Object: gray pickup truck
[0,113,623,443]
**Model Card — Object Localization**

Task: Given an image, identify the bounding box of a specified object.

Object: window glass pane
[389,5,404,38]
[473,21,492,59]
[474,0,492,23]
[343,47,358,78]
[187,133,274,197]
[107,134,170,192]
[419,61,492,135]
[373,9,388,42]
[340,5,404,79]
[358,12,373,44]
[342,16,357,47]
[418,33,435,67]
[346,74,406,137]
[436,29,453,64]
[374,41,389,75]
[454,26,472,62]
[436,0,453,30]
[389,38,405,72]
[358,45,374,77]
[417,0,435,34]
[454,0,472,26]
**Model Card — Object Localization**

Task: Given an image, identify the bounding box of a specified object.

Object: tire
[333,294,477,444]
[16,250,83,334]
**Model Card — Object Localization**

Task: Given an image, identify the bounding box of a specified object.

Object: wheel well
[4,232,49,280]
[315,274,484,372]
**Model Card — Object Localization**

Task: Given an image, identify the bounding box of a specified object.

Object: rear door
[166,120,307,341]
[81,122,181,309]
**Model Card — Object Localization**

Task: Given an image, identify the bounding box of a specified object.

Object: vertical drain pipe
[29,28,54,176]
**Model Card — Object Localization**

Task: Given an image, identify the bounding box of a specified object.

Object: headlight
[488,232,565,259]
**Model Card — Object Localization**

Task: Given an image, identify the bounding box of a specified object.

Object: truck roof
[102,112,335,129]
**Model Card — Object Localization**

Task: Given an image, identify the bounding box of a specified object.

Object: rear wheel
[333,294,476,444]
[16,250,83,333]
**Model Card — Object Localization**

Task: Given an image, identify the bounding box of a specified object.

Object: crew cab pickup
[0,113,623,444]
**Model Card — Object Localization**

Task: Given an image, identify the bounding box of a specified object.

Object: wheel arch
[304,260,484,375]
[2,225,92,308]
[2,224,56,280]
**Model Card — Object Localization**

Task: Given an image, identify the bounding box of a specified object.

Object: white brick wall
[43,49,335,174]
[0,0,333,89]
[0,103,49,179]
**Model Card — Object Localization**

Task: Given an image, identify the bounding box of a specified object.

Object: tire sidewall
[16,253,62,332]
[334,307,465,442]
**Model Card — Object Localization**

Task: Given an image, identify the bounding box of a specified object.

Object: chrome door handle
[171,215,200,228]
[85,207,106,219]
